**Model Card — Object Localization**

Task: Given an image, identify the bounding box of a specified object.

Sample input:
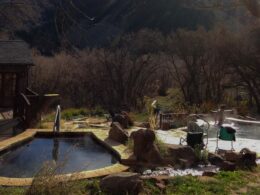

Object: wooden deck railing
[14,88,40,128]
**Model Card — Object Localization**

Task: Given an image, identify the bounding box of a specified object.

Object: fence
[159,113,189,130]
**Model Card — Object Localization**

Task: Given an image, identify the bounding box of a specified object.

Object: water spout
[53,105,61,133]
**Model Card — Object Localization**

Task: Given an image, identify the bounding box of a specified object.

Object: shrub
[237,101,249,116]
[62,108,88,120]
[85,179,103,195]
[42,107,106,122]
[194,145,209,164]
[36,122,49,129]
[89,106,106,117]
[200,101,216,113]
[26,161,74,195]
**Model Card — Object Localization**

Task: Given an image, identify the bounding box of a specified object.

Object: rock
[202,171,217,177]
[165,144,197,168]
[239,148,257,168]
[208,153,225,166]
[131,129,164,164]
[178,159,190,168]
[109,122,129,144]
[121,111,134,126]
[223,151,241,162]
[100,172,143,195]
[113,114,129,129]
[221,149,257,169]
[112,111,134,129]
[220,161,236,171]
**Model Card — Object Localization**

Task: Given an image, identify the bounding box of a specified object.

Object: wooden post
[159,113,163,129]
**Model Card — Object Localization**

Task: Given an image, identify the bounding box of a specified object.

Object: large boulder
[131,129,163,164]
[209,152,236,171]
[239,148,257,168]
[109,122,129,144]
[121,111,134,126]
[208,153,225,166]
[112,111,134,129]
[223,151,241,162]
[100,172,143,195]
[220,161,236,171]
[113,114,129,129]
[220,148,257,169]
[165,144,198,168]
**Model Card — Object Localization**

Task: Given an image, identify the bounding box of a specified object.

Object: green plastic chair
[216,126,236,152]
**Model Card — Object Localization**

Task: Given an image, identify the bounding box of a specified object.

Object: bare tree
[219,25,260,112]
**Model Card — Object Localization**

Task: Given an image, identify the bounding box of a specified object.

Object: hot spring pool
[0,135,118,178]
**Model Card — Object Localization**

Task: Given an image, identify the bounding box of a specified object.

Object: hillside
[0,0,253,53]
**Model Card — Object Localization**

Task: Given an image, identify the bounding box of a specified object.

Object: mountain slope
[0,0,251,53]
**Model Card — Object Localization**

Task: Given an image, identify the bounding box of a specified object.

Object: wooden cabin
[0,40,34,110]
[0,40,39,130]
[0,40,59,132]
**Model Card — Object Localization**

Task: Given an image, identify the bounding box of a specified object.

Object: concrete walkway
[156,130,260,155]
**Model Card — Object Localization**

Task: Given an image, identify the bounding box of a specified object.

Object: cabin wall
[0,65,29,108]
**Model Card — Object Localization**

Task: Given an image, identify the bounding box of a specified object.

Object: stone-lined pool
[0,135,118,178]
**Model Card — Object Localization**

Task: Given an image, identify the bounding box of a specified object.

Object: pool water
[0,136,118,178]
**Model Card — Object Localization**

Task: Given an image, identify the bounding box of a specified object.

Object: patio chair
[215,125,236,152]
[180,118,209,149]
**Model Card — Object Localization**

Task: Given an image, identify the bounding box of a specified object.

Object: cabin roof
[0,40,33,65]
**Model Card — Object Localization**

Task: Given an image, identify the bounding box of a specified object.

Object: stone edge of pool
[0,129,130,186]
